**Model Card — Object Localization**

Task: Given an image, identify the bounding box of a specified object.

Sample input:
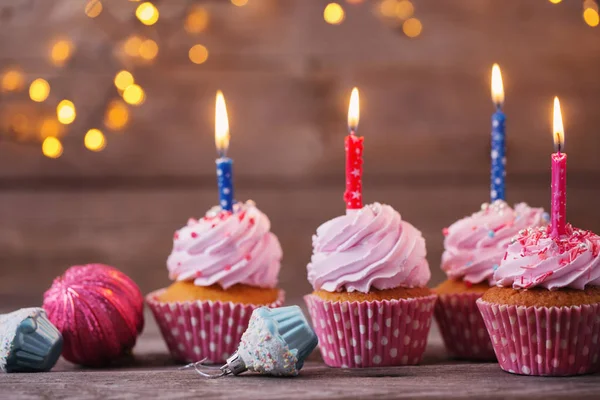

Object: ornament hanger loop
[180,358,232,379]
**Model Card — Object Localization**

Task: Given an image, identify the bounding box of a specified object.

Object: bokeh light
[395,1,414,19]
[231,0,248,6]
[123,84,145,105]
[584,8,599,26]
[185,6,209,34]
[189,44,209,64]
[85,0,103,18]
[50,39,74,67]
[324,3,345,25]
[42,137,63,158]
[104,100,130,131]
[136,2,159,26]
[29,79,51,102]
[84,128,106,151]
[1,69,25,92]
[549,0,562,3]
[123,35,143,57]
[114,71,134,91]
[57,100,76,124]
[39,118,63,139]
[379,0,397,18]
[402,17,422,37]
[139,39,159,60]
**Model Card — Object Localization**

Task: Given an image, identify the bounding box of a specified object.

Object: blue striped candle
[215,90,234,212]
[491,108,506,201]
[216,157,234,211]
[490,64,506,202]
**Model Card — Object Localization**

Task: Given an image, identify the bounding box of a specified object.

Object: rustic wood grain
[1,3,600,396]
[1,308,599,400]
[1,0,600,178]
[1,0,600,300]
[1,182,600,304]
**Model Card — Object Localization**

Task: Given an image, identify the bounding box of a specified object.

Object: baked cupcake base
[433,279,496,361]
[477,287,600,376]
[147,286,284,364]
[305,287,437,368]
[157,281,282,304]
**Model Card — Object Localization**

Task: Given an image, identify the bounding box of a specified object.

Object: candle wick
[555,132,562,154]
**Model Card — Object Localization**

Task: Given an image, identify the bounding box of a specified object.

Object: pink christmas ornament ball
[43,264,144,367]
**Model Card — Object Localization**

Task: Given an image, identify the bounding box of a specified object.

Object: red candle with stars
[551,96,567,238]
[344,87,363,210]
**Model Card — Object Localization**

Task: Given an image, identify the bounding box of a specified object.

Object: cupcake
[147,200,285,364]
[477,224,600,376]
[434,200,547,360]
[304,202,436,368]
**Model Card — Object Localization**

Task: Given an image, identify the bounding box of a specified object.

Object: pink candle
[550,97,567,237]
[344,88,363,210]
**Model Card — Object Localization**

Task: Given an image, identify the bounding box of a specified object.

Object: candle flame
[215,90,230,156]
[491,64,504,106]
[348,87,360,133]
[553,96,564,152]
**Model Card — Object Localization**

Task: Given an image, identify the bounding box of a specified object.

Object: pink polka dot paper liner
[477,298,600,376]
[434,292,496,361]
[146,289,284,364]
[304,293,437,368]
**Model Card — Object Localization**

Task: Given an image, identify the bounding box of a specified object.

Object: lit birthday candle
[490,63,506,202]
[344,87,363,210]
[550,96,567,237]
[215,90,234,212]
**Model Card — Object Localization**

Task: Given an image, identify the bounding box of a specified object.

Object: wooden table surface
[1,307,599,400]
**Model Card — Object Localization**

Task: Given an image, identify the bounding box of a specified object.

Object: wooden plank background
[1,0,599,304]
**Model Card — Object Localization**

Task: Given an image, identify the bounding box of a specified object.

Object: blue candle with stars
[215,91,234,212]
[490,64,506,202]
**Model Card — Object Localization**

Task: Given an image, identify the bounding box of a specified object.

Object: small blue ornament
[1,308,63,373]
[183,306,318,378]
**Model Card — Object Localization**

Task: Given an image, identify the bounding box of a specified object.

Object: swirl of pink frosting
[494,224,600,290]
[442,201,547,285]
[307,202,430,293]
[167,200,282,289]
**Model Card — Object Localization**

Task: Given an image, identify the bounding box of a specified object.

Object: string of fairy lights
[0,0,597,159]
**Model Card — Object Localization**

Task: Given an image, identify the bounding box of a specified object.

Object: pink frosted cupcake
[147,200,285,364]
[434,200,547,360]
[304,202,437,368]
[478,224,600,376]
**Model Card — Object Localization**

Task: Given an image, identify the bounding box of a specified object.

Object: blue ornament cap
[1,308,63,373]
[254,306,318,371]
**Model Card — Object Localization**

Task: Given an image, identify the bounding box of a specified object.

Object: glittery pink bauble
[43,264,144,367]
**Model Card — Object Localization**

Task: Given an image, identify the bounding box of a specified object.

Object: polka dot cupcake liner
[434,292,496,361]
[477,299,600,376]
[304,293,437,368]
[146,289,285,364]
